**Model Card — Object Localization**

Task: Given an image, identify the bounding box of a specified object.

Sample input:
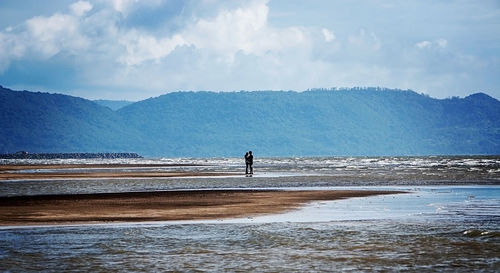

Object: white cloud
[119,30,187,65]
[112,0,138,14]
[186,0,306,60]
[26,13,89,58]
[71,1,93,17]
[0,32,25,72]
[0,0,98,69]
[187,0,271,57]
[436,38,448,48]
[119,0,307,65]
[415,40,431,49]
[109,0,164,16]
[322,28,335,42]
[0,0,497,100]
[415,39,448,49]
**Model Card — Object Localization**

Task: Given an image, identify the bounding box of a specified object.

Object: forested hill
[93,99,133,110]
[1,85,499,157]
[117,89,500,156]
[0,86,151,154]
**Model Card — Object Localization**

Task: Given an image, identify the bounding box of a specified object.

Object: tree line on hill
[1,85,499,157]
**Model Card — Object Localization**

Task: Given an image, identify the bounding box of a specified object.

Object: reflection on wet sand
[0,189,403,226]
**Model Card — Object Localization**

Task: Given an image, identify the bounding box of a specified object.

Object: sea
[0,156,499,272]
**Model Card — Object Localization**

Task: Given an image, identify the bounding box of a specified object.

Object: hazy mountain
[1,85,499,157]
[93,99,134,111]
[0,86,149,154]
[118,88,500,156]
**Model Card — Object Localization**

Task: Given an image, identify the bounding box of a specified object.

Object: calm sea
[1,156,499,272]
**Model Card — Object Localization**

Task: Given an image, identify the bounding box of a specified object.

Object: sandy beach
[0,164,235,180]
[0,163,402,225]
[0,189,403,226]
[0,164,201,171]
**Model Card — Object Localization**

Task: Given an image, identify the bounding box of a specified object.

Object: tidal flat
[0,156,498,272]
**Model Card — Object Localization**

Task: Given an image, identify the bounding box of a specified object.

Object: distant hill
[118,88,500,156]
[1,85,499,157]
[0,86,150,154]
[93,99,134,111]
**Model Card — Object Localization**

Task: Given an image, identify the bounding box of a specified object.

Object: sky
[0,0,499,101]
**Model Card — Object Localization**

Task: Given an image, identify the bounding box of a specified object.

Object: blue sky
[0,0,499,101]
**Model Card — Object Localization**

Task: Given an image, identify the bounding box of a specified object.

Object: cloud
[70,1,93,17]
[0,1,95,64]
[118,0,307,65]
[436,38,448,49]
[111,0,138,14]
[0,32,25,72]
[322,28,335,42]
[186,0,273,58]
[119,30,186,65]
[415,40,431,49]
[415,39,448,49]
[25,13,89,58]
[0,0,498,100]
[111,0,165,16]
[186,0,306,60]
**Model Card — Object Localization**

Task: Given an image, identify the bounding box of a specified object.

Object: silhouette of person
[245,152,250,174]
[248,151,253,174]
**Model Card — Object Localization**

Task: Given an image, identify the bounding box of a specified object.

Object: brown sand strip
[0,190,404,226]
[0,164,235,180]
[0,163,203,171]
[0,171,236,180]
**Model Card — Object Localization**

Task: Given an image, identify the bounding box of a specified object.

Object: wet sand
[0,171,235,180]
[0,164,234,180]
[0,190,403,226]
[0,164,405,226]
[0,163,202,171]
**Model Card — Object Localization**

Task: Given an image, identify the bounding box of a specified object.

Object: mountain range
[1,85,499,157]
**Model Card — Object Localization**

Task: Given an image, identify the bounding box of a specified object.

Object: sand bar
[0,164,203,171]
[0,190,404,226]
[0,164,235,180]
[0,171,236,180]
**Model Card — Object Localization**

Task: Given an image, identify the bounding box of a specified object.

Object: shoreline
[0,163,205,171]
[0,189,404,226]
[0,164,234,181]
[0,171,236,180]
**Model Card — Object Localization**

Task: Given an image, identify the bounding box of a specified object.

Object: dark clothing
[245,153,253,174]
[245,154,250,174]
[247,154,253,174]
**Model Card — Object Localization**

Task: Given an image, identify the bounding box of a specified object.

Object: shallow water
[1,157,499,272]
[1,222,498,272]
[1,186,498,272]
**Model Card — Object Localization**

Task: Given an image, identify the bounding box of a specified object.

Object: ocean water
[0,156,499,272]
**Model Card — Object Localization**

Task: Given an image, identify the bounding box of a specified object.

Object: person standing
[244,152,250,174]
[248,151,253,175]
